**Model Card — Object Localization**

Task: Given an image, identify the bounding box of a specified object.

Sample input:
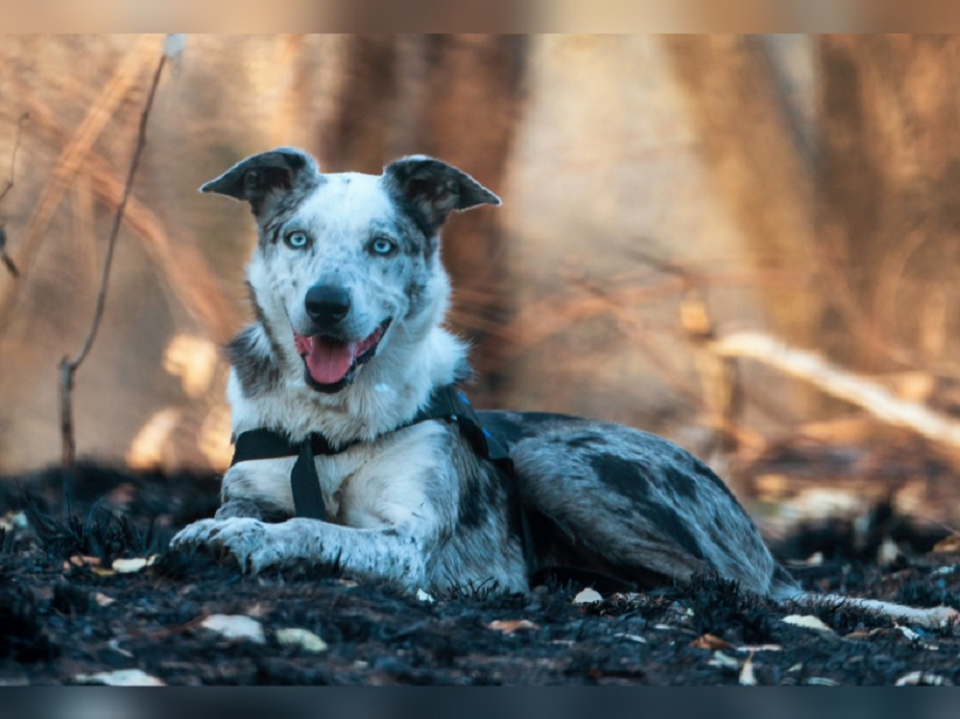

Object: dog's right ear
[200,148,320,216]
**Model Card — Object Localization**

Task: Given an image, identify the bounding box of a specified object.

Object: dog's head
[202,147,499,393]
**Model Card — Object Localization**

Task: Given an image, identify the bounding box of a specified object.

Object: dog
[172,148,957,628]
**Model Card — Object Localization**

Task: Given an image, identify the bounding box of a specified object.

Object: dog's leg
[494,417,780,594]
[211,459,297,521]
[215,497,264,520]
[171,517,428,591]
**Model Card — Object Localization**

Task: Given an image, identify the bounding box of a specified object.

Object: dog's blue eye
[370,237,397,256]
[285,231,310,249]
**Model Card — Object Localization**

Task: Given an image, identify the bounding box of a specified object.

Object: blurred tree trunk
[319,35,526,404]
[662,35,824,416]
[663,35,820,346]
[818,35,960,375]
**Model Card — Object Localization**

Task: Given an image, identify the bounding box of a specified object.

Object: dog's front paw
[170,518,269,573]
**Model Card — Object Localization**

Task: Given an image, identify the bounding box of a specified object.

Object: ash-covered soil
[2,464,959,686]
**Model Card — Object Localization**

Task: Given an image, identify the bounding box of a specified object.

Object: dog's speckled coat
[172,148,957,628]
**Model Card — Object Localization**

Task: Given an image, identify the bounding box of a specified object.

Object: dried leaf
[488,619,539,635]
[65,555,101,570]
[738,652,758,686]
[933,534,960,553]
[781,615,833,633]
[90,567,116,577]
[786,552,824,567]
[75,669,165,686]
[573,588,603,605]
[112,557,154,574]
[877,537,901,567]
[0,510,28,532]
[896,624,921,643]
[895,671,953,686]
[94,592,116,607]
[895,624,939,650]
[107,638,133,659]
[613,632,647,644]
[804,677,840,686]
[276,628,328,653]
[200,614,266,644]
[690,634,732,651]
[708,651,740,671]
[735,644,782,653]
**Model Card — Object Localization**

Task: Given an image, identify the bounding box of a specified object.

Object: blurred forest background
[3,34,960,537]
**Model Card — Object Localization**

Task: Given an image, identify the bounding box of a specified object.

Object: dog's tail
[769,567,958,629]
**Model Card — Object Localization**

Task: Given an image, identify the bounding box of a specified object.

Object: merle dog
[172,148,957,627]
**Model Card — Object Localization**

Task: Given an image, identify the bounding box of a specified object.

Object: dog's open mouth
[293,319,391,392]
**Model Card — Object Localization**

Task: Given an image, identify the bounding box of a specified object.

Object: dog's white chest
[323,422,445,530]
[223,421,447,533]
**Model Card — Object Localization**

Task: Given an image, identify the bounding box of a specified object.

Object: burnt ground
[2,464,960,686]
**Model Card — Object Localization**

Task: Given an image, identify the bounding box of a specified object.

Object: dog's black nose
[305,284,351,326]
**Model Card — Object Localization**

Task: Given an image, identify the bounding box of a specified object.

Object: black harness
[230,385,538,575]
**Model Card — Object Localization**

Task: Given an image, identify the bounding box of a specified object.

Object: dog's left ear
[200,147,321,216]
[384,156,501,232]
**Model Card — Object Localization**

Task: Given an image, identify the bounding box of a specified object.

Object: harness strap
[290,439,326,521]
[231,427,355,522]
[229,385,538,575]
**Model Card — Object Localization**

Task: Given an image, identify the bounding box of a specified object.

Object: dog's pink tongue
[298,335,358,385]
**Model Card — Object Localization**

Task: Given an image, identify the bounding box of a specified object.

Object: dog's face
[202,148,499,393]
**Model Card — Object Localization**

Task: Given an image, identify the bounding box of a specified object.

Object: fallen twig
[711,331,960,456]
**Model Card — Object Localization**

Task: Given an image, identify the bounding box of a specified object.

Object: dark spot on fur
[587,453,642,495]
[385,192,436,243]
[258,182,325,244]
[246,281,287,363]
[227,326,281,398]
[565,434,608,450]
[662,465,698,501]
[588,453,705,561]
[456,451,504,532]
[476,412,574,445]
[404,279,427,319]
[393,211,435,259]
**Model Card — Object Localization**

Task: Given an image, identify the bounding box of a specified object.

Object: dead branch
[0,36,157,332]
[0,110,28,206]
[83,151,239,342]
[0,44,239,342]
[0,112,28,278]
[0,226,16,277]
[711,331,960,456]
[60,48,169,474]
[661,36,821,350]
